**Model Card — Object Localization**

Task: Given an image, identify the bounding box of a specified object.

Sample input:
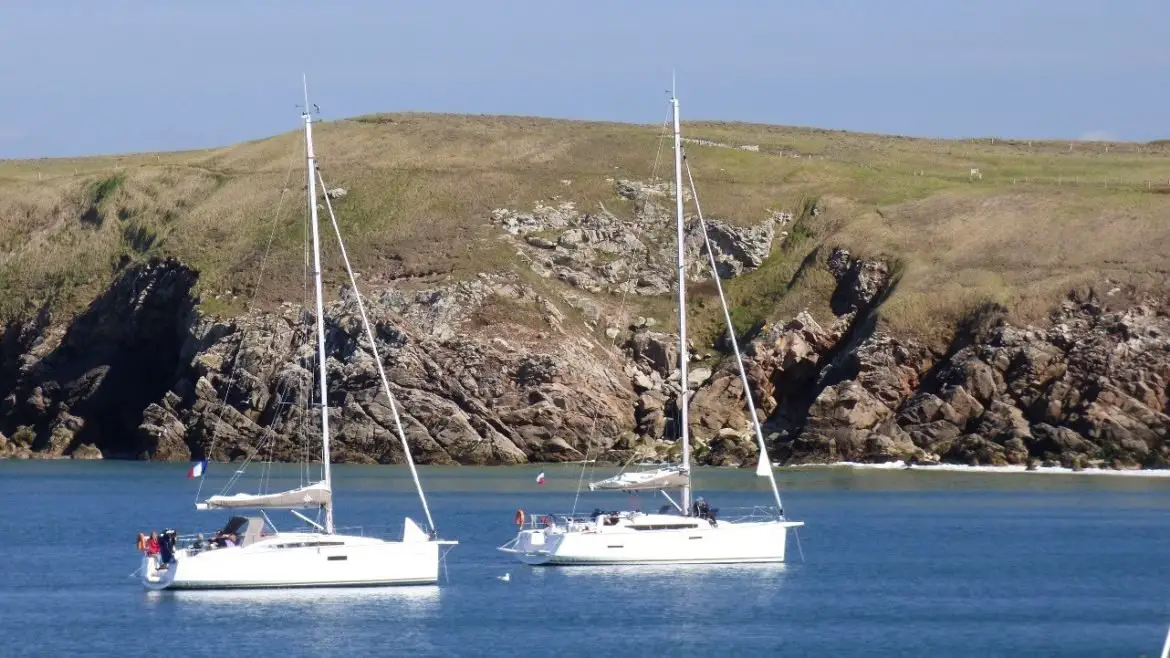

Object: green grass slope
[1,113,1168,347]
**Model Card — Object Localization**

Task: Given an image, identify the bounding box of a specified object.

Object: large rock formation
[0,259,639,464]
[0,257,197,459]
[490,179,790,296]
[889,298,1170,468]
[684,255,1170,469]
[2,195,1167,473]
[141,276,636,465]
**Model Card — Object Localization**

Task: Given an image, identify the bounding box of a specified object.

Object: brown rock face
[0,238,1166,472]
[673,247,1170,470]
[0,261,638,465]
[773,296,1170,468]
[158,282,638,466]
[0,257,198,459]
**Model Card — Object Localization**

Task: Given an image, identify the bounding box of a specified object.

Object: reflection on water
[147,584,441,611]
[544,562,790,581]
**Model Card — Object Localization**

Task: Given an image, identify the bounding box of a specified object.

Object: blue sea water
[1,460,1168,657]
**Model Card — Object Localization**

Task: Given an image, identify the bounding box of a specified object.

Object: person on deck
[144,531,160,556]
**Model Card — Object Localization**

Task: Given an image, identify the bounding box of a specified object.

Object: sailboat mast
[671,90,692,516]
[303,78,335,534]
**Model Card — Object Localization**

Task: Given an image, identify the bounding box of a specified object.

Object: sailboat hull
[501,517,803,566]
[142,528,453,590]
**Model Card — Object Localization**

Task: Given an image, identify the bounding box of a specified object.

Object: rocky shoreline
[1,180,1166,471]
[791,461,1170,477]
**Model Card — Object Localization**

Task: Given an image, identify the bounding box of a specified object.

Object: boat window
[629,523,700,531]
[272,541,347,549]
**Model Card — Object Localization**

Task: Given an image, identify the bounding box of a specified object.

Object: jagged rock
[827,247,892,313]
[972,400,1032,444]
[525,235,557,249]
[1028,423,1101,464]
[947,434,1008,466]
[781,294,1170,469]
[629,331,678,377]
[689,374,750,439]
[687,367,712,388]
[631,372,655,393]
[635,390,668,437]
[490,180,781,297]
[706,429,758,467]
[898,394,950,426]
[558,229,586,249]
[1,229,1167,473]
[137,402,193,461]
[1002,437,1030,465]
[71,443,103,460]
[0,258,198,459]
[174,278,635,465]
[810,381,891,430]
[961,360,1000,404]
[941,386,984,427]
[699,219,777,278]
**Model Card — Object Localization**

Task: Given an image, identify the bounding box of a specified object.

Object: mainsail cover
[196,481,332,510]
[588,466,689,492]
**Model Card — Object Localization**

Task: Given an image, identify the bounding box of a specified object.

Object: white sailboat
[499,87,803,566]
[139,80,456,590]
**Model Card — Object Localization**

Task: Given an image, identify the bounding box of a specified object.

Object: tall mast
[671,84,692,515]
[303,75,335,534]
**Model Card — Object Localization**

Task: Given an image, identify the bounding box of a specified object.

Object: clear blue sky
[1,0,1166,158]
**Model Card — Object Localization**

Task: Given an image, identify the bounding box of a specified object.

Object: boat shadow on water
[142,584,442,610]
[532,561,795,581]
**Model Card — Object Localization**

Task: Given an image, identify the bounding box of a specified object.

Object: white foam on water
[781,461,1170,478]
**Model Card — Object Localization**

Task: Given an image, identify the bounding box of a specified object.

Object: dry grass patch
[0,112,1167,346]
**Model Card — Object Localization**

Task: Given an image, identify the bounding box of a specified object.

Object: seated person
[145,531,161,556]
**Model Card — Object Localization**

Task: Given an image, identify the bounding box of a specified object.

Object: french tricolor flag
[535,472,546,485]
[187,460,208,479]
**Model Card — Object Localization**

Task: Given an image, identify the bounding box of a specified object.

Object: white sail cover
[588,466,689,492]
[196,481,332,510]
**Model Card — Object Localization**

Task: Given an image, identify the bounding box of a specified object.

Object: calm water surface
[1,460,1168,657]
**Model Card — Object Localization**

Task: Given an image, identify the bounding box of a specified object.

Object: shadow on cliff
[761,253,904,450]
[0,258,199,458]
[803,265,902,414]
[914,300,1008,397]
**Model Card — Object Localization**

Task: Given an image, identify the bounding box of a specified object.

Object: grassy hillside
[1,113,1168,347]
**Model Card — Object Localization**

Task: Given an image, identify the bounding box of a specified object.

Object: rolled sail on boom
[196,481,331,510]
[588,466,689,493]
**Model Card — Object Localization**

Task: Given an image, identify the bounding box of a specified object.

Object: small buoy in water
[497,573,511,582]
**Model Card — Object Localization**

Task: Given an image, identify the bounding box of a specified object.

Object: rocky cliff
[1,179,1167,471]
